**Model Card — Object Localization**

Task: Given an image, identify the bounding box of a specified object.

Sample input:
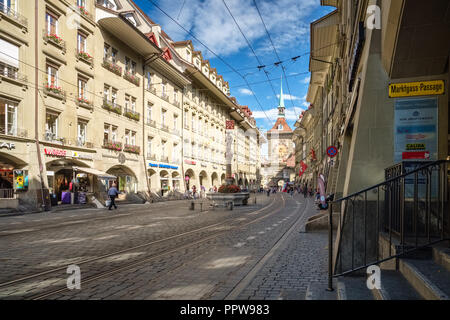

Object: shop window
[0,100,17,136]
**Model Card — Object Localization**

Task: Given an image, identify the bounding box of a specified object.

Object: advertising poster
[394,97,438,163]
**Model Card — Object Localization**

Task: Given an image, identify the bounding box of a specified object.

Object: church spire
[278,77,285,117]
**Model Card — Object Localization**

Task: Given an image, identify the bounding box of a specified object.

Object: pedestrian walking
[107,183,119,210]
[303,184,308,198]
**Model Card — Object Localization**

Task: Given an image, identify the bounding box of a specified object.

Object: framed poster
[394,97,438,162]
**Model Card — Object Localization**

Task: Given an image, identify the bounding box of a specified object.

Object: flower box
[77,51,93,64]
[102,59,122,76]
[123,144,140,154]
[102,100,122,115]
[44,33,65,51]
[78,6,90,18]
[123,71,140,86]
[124,110,140,121]
[103,140,122,151]
[44,83,65,99]
[77,97,93,109]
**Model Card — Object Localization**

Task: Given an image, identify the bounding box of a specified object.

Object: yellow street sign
[389,80,445,98]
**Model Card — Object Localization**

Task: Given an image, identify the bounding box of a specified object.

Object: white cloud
[239,88,253,95]
[276,94,301,101]
[155,0,320,57]
[302,76,310,84]
[252,107,304,121]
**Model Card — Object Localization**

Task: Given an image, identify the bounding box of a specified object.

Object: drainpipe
[142,58,151,201]
[35,0,48,211]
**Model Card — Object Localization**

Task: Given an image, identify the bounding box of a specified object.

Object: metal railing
[327,160,449,291]
[43,132,65,144]
[0,3,27,27]
[0,63,27,82]
[146,119,157,128]
[0,189,15,199]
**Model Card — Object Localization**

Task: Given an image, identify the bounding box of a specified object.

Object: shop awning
[73,167,116,179]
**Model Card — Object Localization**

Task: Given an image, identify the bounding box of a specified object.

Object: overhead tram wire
[221,0,280,113]
[253,0,298,119]
[145,0,275,124]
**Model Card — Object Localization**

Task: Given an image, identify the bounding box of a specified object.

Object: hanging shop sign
[389,80,445,98]
[0,142,15,150]
[326,146,338,158]
[299,161,308,177]
[394,97,438,162]
[226,120,235,130]
[14,170,28,191]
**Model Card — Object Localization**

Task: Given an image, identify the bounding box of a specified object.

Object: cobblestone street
[0,193,328,300]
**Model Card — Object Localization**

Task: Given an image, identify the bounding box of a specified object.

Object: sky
[135,0,335,134]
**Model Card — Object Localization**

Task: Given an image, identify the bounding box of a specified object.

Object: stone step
[399,258,450,300]
[372,270,423,300]
[336,276,375,300]
[432,246,450,272]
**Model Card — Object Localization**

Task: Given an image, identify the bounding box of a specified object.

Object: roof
[268,117,293,133]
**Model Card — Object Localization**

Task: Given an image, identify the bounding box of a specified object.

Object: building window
[104,124,110,141]
[77,120,87,146]
[278,124,283,130]
[146,71,151,90]
[125,129,130,145]
[77,0,86,7]
[147,136,153,154]
[161,140,166,157]
[77,32,87,53]
[131,61,136,75]
[173,90,178,102]
[161,109,166,126]
[111,126,117,141]
[0,100,17,136]
[78,77,87,99]
[131,97,136,112]
[161,82,166,96]
[111,48,118,63]
[125,94,130,110]
[46,63,58,86]
[45,10,58,35]
[173,114,178,130]
[103,84,110,100]
[125,56,130,72]
[45,112,58,138]
[147,103,152,121]
[172,143,178,162]
[0,38,19,79]
[103,43,110,60]
[111,87,117,105]
[131,131,136,146]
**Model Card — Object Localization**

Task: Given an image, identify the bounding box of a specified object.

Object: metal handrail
[327,160,449,291]
[0,3,28,27]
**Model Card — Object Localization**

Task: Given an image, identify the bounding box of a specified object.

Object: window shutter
[0,39,19,68]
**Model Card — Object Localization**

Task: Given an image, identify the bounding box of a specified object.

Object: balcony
[146,119,157,128]
[123,144,140,154]
[43,132,65,145]
[76,50,93,67]
[0,3,28,30]
[0,127,27,138]
[147,153,158,161]
[123,71,140,86]
[161,124,170,133]
[102,99,122,115]
[102,58,122,76]
[160,156,169,163]
[76,96,93,110]
[43,30,66,53]
[0,63,27,84]
[44,83,66,101]
[76,139,94,148]
[103,139,122,151]
[160,93,170,102]
[123,108,140,121]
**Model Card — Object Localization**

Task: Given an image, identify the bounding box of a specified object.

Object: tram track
[0,196,280,299]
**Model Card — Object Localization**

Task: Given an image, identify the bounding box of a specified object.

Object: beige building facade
[0,0,262,211]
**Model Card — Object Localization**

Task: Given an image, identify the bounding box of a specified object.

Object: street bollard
[200,202,203,212]
[254,196,257,204]
[189,201,195,210]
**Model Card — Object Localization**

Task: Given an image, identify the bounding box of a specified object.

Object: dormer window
[278,124,283,130]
